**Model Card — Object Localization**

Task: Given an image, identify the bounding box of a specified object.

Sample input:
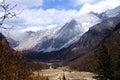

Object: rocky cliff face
[25,17,120,62]
[11,12,101,52]
[63,22,120,72]
[56,17,120,61]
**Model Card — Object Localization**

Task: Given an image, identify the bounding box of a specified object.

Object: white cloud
[0,0,77,32]
[78,0,120,15]
[0,0,2,3]
[21,24,58,32]
[1,0,120,33]
[23,8,77,29]
[1,0,43,12]
[6,0,43,9]
[72,0,98,7]
[5,8,78,31]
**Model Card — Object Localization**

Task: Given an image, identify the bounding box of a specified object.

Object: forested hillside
[0,33,31,80]
[64,23,120,79]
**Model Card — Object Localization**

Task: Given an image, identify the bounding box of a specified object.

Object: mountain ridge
[6,6,120,62]
[63,22,120,72]
[12,11,101,52]
[25,17,120,62]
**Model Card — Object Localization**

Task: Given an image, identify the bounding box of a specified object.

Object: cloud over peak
[78,0,120,15]
[72,0,98,7]
[1,0,120,32]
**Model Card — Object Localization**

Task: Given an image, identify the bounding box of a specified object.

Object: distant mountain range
[12,12,101,52]
[7,6,120,62]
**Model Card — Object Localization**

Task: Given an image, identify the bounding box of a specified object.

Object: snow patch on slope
[75,12,101,32]
[15,26,61,51]
[31,12,101,52]
[14,12,102,52]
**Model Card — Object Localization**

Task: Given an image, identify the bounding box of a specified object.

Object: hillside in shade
[0,33,31,79]
[63,22,120,72]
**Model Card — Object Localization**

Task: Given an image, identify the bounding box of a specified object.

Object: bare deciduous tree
[0,0,17,29]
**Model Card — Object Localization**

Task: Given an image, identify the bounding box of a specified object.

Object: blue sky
[42,0,81,10]
[1,0,120,32]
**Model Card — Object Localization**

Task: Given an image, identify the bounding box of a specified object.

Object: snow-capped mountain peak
[8,6,120,53]
[99,6,120,19]
[13,12,102,52]
[75,12,101,31]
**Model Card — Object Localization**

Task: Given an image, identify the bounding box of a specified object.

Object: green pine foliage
[95,43,120,80]
[113,44,120,80]
[97,43,113,80]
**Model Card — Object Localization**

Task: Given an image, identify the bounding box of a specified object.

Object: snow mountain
[98,6,120,19]
[26,17,120,62]
[24,6,120,61]
[14,12,101,52]
[6,6,120,62]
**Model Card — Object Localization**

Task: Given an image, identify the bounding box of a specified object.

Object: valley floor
[33,67,95,80]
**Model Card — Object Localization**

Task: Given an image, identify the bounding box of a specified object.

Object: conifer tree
[113,43,120,80]
[96,43,113,80]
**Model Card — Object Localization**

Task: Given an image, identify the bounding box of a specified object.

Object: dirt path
[33,68,95,80]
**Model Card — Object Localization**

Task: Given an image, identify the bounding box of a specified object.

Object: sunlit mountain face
[1,0,119,62]
[6,5,120,62]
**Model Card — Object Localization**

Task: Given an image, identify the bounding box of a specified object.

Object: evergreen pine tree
[96,43,113,80]
[113,44,120,80]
